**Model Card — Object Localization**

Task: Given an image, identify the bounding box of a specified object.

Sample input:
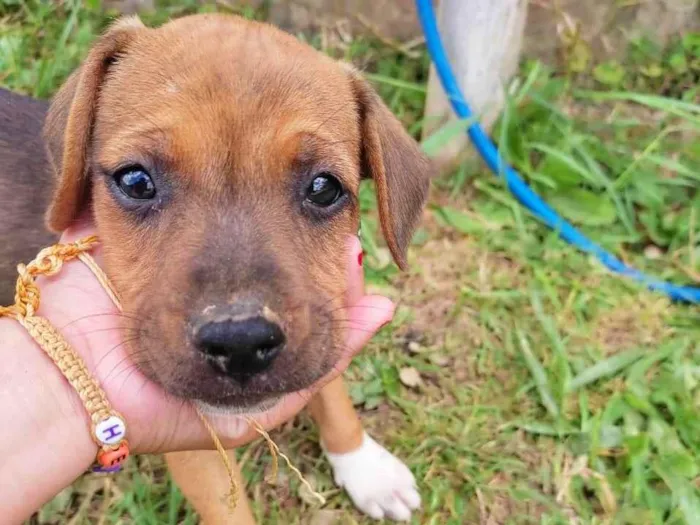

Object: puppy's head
[44,14,431,410]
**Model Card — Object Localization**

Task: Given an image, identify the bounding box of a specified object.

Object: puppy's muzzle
[192,302,285,380]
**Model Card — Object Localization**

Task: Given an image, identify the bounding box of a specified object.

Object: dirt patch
[564,293,674,355]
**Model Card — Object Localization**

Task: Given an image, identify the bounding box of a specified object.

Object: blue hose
[415,0,700,303]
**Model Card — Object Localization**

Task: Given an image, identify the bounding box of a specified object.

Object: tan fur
[1,13,432,521]
[167,450,257,525]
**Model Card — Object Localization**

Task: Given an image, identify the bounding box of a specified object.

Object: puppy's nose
[194,315,285,377]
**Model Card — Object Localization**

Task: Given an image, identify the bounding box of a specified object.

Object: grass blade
[510,421,579,436]
[516,330,560,418]
[421,117,476,157]
[576,90,700,114]
[574,90,700,126]
[530,292,572,396]
[35,0,80,98]
[613,125,690,190]
[654,461,700,525]
[528,142,603,187]
[568,348,644,392]
[365,72,427,93]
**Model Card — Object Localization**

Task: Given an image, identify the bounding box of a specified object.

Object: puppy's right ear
[345,67,433,270]
[43,16,146,233]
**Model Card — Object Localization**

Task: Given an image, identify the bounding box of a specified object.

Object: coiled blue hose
[415,0,700,303]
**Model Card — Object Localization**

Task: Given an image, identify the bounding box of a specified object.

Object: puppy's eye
[306,173,343,207]
[114,167,156,200]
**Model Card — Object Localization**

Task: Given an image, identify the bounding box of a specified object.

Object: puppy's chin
[194,395,282,417]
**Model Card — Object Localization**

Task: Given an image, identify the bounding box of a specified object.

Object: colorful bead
[91,464,123,474]
[95,415,127,446]
[97,441,130,469]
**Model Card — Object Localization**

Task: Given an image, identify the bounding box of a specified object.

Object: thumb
[343,234,395,354]
[343,295,395,355]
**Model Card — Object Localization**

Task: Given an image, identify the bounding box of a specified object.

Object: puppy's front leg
[308,375,364,454]
[309,377,421,521]
[166,450,256,525]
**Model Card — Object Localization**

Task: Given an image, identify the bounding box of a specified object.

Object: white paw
[324,432,420,521]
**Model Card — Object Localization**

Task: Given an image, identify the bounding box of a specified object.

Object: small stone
[430,353,450,367]
[310,510,342,525]
[407,341,422,354]
[399,367,423,388]
[644,245,663,260]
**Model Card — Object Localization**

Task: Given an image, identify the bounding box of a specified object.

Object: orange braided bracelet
[0,236,129,473]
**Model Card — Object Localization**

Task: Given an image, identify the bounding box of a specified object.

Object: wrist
[0,317,96,523]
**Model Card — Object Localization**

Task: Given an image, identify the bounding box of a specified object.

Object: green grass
[2,1,699,524]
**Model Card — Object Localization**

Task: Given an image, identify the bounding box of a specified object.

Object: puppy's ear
[346,68,433,270]
[43,16,146,232]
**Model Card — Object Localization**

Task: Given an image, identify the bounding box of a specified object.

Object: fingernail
[358,251,364,266]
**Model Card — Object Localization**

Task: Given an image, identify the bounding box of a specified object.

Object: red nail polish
[358,251,364,266]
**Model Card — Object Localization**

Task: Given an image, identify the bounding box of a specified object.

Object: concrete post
[422,0,528,171]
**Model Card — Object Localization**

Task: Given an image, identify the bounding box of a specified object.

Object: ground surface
[2,1,699,524]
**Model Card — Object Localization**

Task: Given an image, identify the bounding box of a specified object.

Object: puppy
[0,13,431,523]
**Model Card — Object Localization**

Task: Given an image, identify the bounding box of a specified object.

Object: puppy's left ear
[346,68,433,270]
[43,16,146,232]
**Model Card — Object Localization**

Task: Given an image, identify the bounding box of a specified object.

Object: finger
[58,215,105,264]
[343,294,395,355]
[38,226,115,322]
[345,234,364,306]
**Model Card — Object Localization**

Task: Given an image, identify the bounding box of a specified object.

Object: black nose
[194,316,285,378]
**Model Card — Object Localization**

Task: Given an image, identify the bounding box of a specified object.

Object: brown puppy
[0,13,431,523]
[0,90,56,302]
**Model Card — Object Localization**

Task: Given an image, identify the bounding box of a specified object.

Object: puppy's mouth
[194,395,282,417]
[130,332,340,409]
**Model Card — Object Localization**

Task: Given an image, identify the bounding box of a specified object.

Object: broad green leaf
[599,424,624,449]
[380,365,401,398]
[528,143,605,187]
[349,383,366,406]
[546,188,617,227]
[593,61,625,86]
[364,395,383,410]
[625,434,650,458]
[535,147,583,188]
[669,52,688,74]
[660,452,699,480]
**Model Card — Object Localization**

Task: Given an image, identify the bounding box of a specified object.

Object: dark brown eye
[114,167,156,200]
[306,173,343,207]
